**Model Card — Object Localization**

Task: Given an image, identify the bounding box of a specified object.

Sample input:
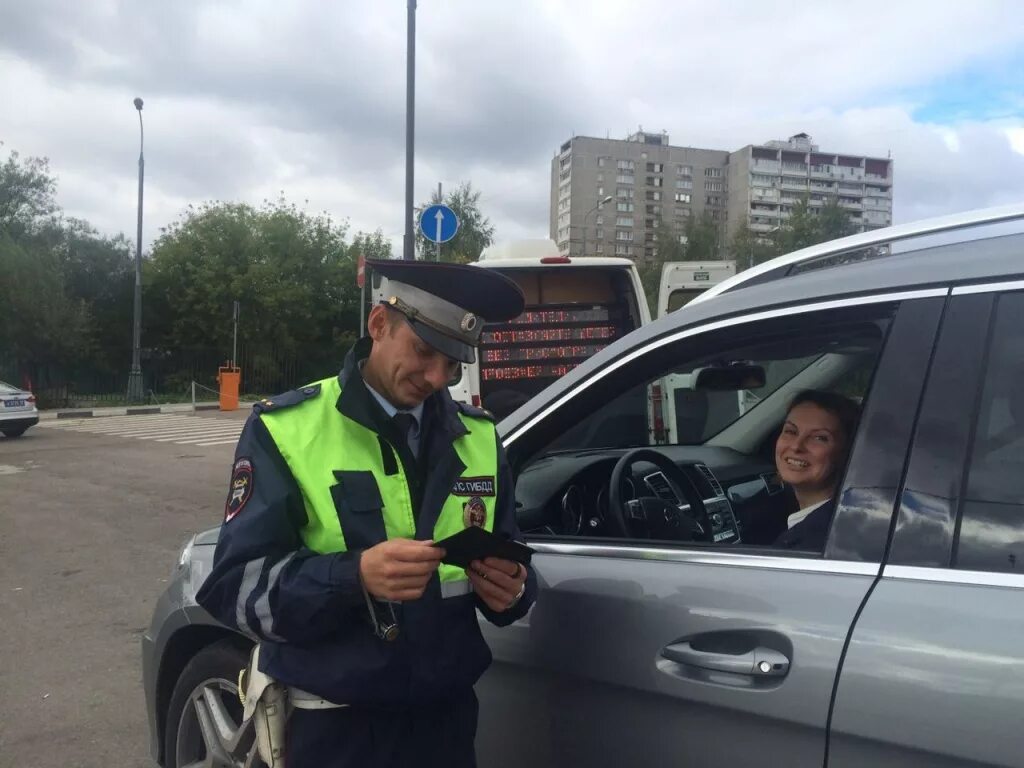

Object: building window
[595,242,603,253]
[677,165,692,176]
[597,186,604,196]
[646,205,661,216]
[646,162,664,173]
[675,207,691,218]
[616,230,634,242]
[676,179,693,190]
[705,181,725,192]
[646,190,662,201]
[616,187,634,199]
[647,176,663,187]
[598,157,606,167]
[616,174,635,184]
[595,215,604,225]
[595,229,603,239]
[615,217,634,228]
[617,159,634,171]
[706,195,724,206]
[614,244,632,256]
[704,168,722,178]
[616,202,635,213]
[674,192,691,203]
[597,173,604,183]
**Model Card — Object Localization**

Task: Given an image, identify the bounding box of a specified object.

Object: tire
[163,639,265,768]
[1,427,27,438]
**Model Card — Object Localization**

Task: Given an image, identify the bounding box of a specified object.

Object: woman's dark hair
[787,389,861,446]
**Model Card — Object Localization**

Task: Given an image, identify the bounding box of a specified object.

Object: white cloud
[1,0,1023,254]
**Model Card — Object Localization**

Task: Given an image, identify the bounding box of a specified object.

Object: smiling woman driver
[772,389,861,550]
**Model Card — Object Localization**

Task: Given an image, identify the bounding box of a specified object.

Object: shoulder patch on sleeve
[456,401,495,422]
[225,457,254,522]
[253,382,322,414]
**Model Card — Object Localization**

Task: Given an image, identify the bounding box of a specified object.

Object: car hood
[194,526,222,546]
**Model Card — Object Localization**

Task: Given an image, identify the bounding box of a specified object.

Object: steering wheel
[607,449,708,541]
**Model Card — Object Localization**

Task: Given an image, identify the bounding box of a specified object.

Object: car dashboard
[515,446,788,546]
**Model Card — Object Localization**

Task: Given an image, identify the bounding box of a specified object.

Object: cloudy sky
[2,0,1023,254]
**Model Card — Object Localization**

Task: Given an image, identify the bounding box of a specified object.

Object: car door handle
[661,641,790,677]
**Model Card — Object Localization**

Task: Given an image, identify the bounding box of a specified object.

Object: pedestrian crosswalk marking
[39,414,244,446]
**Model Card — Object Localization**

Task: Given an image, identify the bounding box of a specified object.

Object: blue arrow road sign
[419,204,459,244]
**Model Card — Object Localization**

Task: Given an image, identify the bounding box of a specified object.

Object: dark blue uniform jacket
[195,339,536,707]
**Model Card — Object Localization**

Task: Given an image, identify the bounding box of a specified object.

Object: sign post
[232,300,240,368]
[357,254,366,338]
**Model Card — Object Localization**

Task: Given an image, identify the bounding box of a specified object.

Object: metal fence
[0,343,345,409]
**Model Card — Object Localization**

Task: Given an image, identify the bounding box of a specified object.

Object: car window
[542,323,882,453]
[955,291,1024,574]
[0,381,19,394]
[516,307,893,550]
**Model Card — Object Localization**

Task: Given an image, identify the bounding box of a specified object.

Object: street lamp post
[402,0,416,260]
[582,195,613,257]
[127,97,145,402]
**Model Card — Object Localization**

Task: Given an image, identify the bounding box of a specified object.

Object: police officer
[196,259,536,768]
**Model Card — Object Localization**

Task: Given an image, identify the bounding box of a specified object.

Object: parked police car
[143,204,1024,768]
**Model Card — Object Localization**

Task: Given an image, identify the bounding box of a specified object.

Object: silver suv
[143,204,1024,768]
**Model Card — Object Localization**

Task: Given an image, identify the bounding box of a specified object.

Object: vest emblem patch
[463,496,487,528]
[225,457,253,522]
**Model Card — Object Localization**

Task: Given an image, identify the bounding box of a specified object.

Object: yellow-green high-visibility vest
[261,376,497,595]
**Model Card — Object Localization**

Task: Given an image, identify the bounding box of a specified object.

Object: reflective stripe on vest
[261,376,497,595]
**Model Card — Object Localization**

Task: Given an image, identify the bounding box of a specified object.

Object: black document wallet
[433,526,534,569]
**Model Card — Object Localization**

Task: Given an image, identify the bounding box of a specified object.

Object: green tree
[415,181,494,263]
[0,145,58,237]
[0,147,133,388]
[818,195,856,241]
[728,226,781,270]
[636,213,724,315]
[680,212,722,262]
[145,198,360,368]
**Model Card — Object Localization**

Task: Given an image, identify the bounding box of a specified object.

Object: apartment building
[551,131,894,258]
[727,132,894,239]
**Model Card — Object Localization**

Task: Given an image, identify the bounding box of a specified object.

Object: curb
[41,402,225,420]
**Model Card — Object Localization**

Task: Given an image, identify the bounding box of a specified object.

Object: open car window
[514,305,895,550]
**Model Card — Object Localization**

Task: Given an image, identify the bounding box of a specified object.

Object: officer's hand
[359,539,445,602]
[468,557,527,613]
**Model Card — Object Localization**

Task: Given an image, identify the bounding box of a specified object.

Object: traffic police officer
[196,259,536,767]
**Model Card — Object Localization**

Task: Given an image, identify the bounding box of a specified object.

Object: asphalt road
[0,411,249,768]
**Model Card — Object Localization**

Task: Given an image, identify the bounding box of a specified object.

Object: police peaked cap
[367,259,525,364]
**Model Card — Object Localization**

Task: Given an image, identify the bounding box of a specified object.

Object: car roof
[499,221,1024,440]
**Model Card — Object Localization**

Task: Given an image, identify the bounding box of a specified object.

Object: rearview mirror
[692,364,766,391]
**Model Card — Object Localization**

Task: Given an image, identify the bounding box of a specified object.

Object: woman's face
[775,401,846,498]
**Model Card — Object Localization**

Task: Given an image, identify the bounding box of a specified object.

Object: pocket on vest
[331,470,387,550]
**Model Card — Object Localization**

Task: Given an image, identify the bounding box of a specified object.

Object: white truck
[371,244,737,434]
[450,240,651,420]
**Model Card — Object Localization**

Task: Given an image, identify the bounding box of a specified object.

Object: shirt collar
[362,368,424,432]
[787,499,828,529]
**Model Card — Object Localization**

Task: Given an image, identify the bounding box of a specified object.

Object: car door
[830,285,1024,768]
[476,291,946,768]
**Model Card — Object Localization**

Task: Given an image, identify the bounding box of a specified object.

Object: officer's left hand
[468,557,527,612]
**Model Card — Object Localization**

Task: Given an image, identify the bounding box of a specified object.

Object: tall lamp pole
[127,97,145,402]
[402,0,416,260]
[582,195,612,257]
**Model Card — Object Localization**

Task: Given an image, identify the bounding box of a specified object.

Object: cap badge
[460,313,479,333]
